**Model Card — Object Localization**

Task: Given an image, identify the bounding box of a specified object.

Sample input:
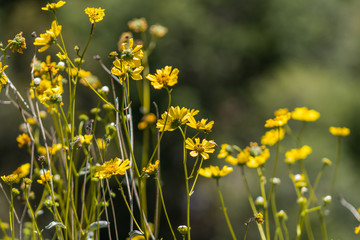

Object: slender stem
[189,158,204,195]
[257,168,269,240]
[331,136,342,196]
[267,127,281,200]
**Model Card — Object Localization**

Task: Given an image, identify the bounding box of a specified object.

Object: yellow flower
[329,126,350,137]
[274,108,289,116]
[291,173,307,188]
[1,174,19,185]
[198,165,233,179]
[143,160,160,174]
[12,163,31,180]
[8,32,27,54]
[156,106,198,132]
[34,21,62,52]
[285,145,312,164]
[84,7,105,24]
[265,113,291,128]
[94,158,130,179]
[217,144,233,159]
[291,107,320,122]
[41,1,66,11]
[26,117,36,125]
[120,38,144,68]
[150,24,168,38]
[96,138,106,150]
[138,113,157,130]
[16,133,31,148]
[232,142,270,168]
[255,213,264,224]
[355,225,360,234]
[187,116,214,132]
[37,170,53,185]
[77,134,93,145]
[185,138,216,160]
[261,127,285,146]
[50,143,62,155]
[0,62,8,87]
[146,66,179,90]
[111,60,144,83]
[128,17,148,33]
[38,86,63,104]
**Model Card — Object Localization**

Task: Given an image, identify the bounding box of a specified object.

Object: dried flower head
[8,32,27,54]
[128,18,148,33]
[150,24,168,38]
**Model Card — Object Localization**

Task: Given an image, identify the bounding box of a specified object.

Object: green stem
[257,168,270,240]
[331,136,342,196]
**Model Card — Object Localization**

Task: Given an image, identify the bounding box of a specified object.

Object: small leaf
[45,221,66,230]
[88,221,109,232]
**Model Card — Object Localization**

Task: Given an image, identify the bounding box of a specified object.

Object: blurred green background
[1,0,360,239]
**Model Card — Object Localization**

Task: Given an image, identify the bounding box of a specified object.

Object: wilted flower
[128,17,148,33]
[8,32,27,54]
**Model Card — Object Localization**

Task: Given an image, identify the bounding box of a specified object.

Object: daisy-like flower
[274,108,289,116]
[291,107,320,122]
[94,158,130,179]
[198,165,233,179]
[120,38,143,68]
[8,32,26,54]
[34,21,62,52]
[0,62,9,87]
[1,174,19,185]
[146,66,179,90]
[150,24,168,38]
[16,133,31,148]
[38,86,63,104]
[128,17,148,33]
[157,106,198,132]
[230,142,270,168]
[143,160,160,175]
[185,138,216,160]
[285,145,312,164]
[265,113,291,128]
[261,127,285,146]
[84,7,105,24]
[37,170,53,185]
[187,116,214,132]
[12,163,31,181]
[329,126,350,137]
[41,0,66,11]
[111,60,144,83]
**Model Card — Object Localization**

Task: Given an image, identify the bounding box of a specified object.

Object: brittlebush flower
[143,160,160,175]
[185,138,216,160]
[84,7,105,23]
[1,174,19,185]
[157,106,198,132]
[94,158,130,179]
[285,145,312,164]
[187,116,214,132]
[329,126,350,137]
[230,142,270,168]
[265,113,291,128]
[111,60,144,83]
[128,17,148,33]
[0,62,9,87]
[16,133,31,148]
[198,165,233,179]
[34,21,62,52]
[37,170,53,185]
[146,66,179,90]
[120,38,143,68]
[8,32,26,54]
[291,107,320,122]
[261,127,285,146]
[41,0,66,11]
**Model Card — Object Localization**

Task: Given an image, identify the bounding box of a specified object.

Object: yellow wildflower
[143,160,160,174]
[77,134,93,145]
[50,143,62,155]
[16,133,31,148]
[41,1,66,11]
[291,107,320,122]
[185,138,216,160]
[234,142,270,168]
[274,108,289,117]
[37,170,53,185]
[329,126,350,137]
[34,21,62,52]
[355,225,360,234]
[255,213,264,224]
[84,7,105,24]
[1,174,19,185]
[26,117,36,125]
[261,127,285,146]
[0,62,8,87]
[94,158,130,179]
[120,38,144,68]
[285,145,312,164]
[96,138,106,150]
[292,173,307,188]
[8,32,26,54]
[12,163,31,180]
[198,165,233,179]
[156,106,198,132]
[138,113,157,130]
[146,66,179,90]
[265,113,291,128]
[150,24,168,38]
[111,60,144,83]
[38,86,63,104]
[128,17,148,33]
[217,144,233,159]
[187,116,214,132]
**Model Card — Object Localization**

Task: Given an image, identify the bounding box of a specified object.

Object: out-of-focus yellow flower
[217,144,233,159]
[94,158,130,179]
[84,7,105,24]
[329,126,350,137]
[229,142,270,168]
[117,32,133,51]
[156,106,198,132]
[12,163,31,180]
[261,127,285,146]
[8,32,26,54]
[77,134,93,145]
[255,213,264,224]
[0,62,8,87]
[274,108,289,117]
[128,17,148,33]
[285,145,312,164]
[37,170,53,185]
[50,143,62,155]
[138,113,157,130]
[150,24,168,38]
[291,173,307,188]
[355,225,360,234]
[1,174,19,185]
[146,66,179,90]
[26,117,36,125]
[265,113,291,128]
[291,107,320,122]
[38,86,63,104]
[41,0,66,11]
[199,165,233,179]
[143,160,160,175]
[96,138,106,150]
[56,52,67,61]
[37,146,47,155]
[34,21,62,52]
[185,138,216,160]
[16,133,31,148]
[187,116,214,132]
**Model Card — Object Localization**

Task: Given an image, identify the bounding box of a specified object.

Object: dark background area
[1,0,360,239]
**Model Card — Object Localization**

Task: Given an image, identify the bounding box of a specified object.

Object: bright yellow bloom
[50,143,62,155]
[1,174,19,185]
[274,108,289,117]
[94,158,130,179]
[229,142,270,168]
[185,138,216,160]
[96,138,106,150]
[157,106,198,132]
[187,116,214,132]
[37,171,53,185]
[256,213,264,224]
[84,7,105,24]
[291,107,320,122]
[12,163,31,180]
[111,59,144,83]
[41,1,66,11]
[265,113,291,128]
[198,165,233,179]
[143,160,160,174]
[329,126,350,137]
[128,17,148,33]
[285,145,312,164]
[16,133,31,148]
[217,144,233,159]
[150,24,168,38]
[291,173,307,188]
[38,86,63,104]
[0,62,8,87]
[120,38,143,68]
[261,127,285,146]
[355,225,360,234]
[246,148,270,168]
[138,113,157,130]
[26,117,36,125]
[34,21,62,52]
[146,66,179,90]
[8,32,26,54]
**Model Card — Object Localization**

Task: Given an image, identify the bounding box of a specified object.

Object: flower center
[194,143,205,153]
[157,73,170,84]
